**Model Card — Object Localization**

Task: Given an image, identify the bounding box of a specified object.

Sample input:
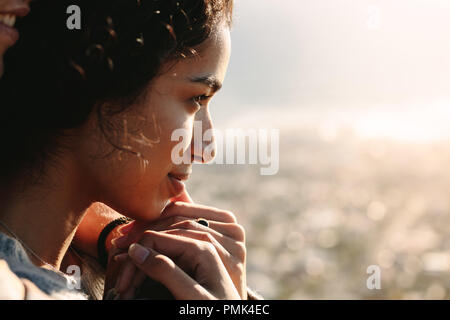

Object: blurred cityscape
[185,0,450,299]
[187,118,450,299]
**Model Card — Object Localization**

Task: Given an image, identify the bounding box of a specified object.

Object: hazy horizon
[212,0,450,141]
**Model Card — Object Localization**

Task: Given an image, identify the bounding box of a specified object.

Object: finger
[161,201,237,223]
[113,216,245,250]
[135,230,232,279]
[117,220,136,234]
[104,244,127,294]
[162,223,244,257]
[161,228,233,263]
[131,233,238,299]
[170,219,246,242]
[143,216,195,232]
[161,228,246,297]
[136,230,215,263]
[108,241,126,261]
[170,189,194,204]
[128,243,213,300]
[113,253,129,263]
[115,259,138,293]
[112,189,193,248]
[121,270,147,300]
[111,216,196,249]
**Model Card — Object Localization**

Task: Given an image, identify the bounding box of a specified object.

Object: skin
[104,189,248,299]
[73,25,230,221]
[0,20,246,299]
[96,24,247,299]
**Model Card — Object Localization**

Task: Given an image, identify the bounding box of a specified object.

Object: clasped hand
[104,193,247,300]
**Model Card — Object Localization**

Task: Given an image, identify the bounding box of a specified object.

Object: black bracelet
[97,217,133,269]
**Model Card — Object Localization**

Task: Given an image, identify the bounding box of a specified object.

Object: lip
[0,5,30,47]
[0,5,31,18]
[167,173,187,197]
[0,22,19,46]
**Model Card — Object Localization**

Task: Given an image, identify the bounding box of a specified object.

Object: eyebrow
[188,75,223,93]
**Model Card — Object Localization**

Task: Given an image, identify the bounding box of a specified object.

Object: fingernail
[111,234,128,247]
[128,243,149,264]
[117,221,135,234]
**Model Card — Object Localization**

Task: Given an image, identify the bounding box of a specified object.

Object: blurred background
[186,0,450,299]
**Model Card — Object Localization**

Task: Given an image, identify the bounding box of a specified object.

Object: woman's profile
[0,0,258,300]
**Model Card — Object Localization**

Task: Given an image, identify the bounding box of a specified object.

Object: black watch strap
[97,217,133,269]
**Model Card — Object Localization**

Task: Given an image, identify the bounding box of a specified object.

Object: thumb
[127,243,211,300]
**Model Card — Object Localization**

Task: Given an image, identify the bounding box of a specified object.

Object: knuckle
[174,201,189,209]
[187,239,204,253]
[200,232,214,243]
[185,219,198,229]
[232,223,246,242]
[234,242,247,261]
[198,241,217,256]
[222,210,237,223]
[209,207,237,223]
[230,260,245,275]
[142,229,156,236]
[235,261,245,275]
[138,230,158,246]
[151,255,175,274]
[140,230,154,240]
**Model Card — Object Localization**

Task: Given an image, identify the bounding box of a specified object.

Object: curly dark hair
[0,0,233,186]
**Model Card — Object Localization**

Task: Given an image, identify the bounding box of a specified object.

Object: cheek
[85,98,194,219]
[115,111,193,219]
[142,103,194,164]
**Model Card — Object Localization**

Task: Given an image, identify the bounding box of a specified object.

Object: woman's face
[0,0,31,76]
[75,23,232,221]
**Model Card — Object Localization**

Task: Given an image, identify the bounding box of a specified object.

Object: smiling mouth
[0,3,31,27]
[0,14,16,27]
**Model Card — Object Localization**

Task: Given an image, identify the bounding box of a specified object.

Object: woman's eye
[192,94,211,107]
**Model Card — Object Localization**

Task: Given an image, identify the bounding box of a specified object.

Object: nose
[190,108,216,163]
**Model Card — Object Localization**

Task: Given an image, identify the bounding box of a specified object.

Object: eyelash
[192,94,212,108]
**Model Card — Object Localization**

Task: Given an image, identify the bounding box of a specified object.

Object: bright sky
[212,0,450,141]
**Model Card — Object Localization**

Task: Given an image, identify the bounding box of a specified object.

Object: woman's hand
[104,192,247,299]
[104,229,241,299]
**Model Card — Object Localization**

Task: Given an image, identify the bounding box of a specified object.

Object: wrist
[97,217,133,268]
[105,222,129,252]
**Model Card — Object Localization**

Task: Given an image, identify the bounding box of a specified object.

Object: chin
[131,194,172,222]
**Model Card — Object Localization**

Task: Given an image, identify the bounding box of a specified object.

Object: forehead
[162,24,232,83]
